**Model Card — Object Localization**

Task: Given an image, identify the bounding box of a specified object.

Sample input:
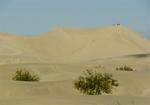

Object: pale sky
[0,0,150,38]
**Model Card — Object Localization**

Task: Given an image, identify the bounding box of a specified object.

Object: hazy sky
[0,0,150,37]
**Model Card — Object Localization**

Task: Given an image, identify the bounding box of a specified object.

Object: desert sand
[0,25,150,105]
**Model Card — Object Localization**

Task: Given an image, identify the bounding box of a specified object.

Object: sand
[0,25,150,105]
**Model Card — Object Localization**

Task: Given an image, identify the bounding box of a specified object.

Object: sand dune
[0,25,150,105]
[32,25,150,61]
[0,25,150,62]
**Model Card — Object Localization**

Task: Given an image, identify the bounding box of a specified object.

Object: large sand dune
[0,25,150,105]
[0,25,150,62]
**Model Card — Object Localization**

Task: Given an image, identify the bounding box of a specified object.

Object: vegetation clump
[74,69,119,95]
[12,69,40,82]
[116,65,135,71]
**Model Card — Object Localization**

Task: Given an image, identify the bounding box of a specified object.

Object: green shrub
[12,69,40,82]
[74,69,119,95]
[116,65,135,71]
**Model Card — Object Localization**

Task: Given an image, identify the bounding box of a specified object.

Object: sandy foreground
[0,25,150,105]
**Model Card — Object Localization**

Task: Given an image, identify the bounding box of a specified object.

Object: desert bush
[116,65,135,71]
[74,69,119,95]
[12,69,40,81]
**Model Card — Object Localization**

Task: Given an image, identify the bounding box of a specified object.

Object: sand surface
[0,25,150,105]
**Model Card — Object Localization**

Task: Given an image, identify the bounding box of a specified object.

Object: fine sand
[0,25,150,105]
